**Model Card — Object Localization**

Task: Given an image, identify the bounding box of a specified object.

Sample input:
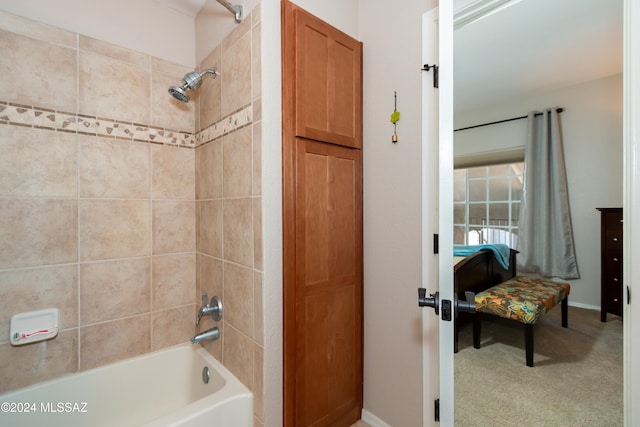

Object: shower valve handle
[196,294,223,325]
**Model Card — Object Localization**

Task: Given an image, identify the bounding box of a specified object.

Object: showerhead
[168,86,190,103]
[168,68,219,103]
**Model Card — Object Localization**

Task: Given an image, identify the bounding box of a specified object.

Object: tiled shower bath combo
[0,4,264,425]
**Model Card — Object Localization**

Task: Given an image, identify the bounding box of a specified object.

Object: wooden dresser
[596,208,623,321]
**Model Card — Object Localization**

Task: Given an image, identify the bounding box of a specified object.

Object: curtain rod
[454,107,564,132]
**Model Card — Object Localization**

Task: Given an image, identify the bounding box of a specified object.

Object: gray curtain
[517,108,580,279]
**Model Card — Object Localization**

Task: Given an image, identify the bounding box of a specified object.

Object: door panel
[304,152,330,285]
[294,6,362,148]
[295,138,363,427]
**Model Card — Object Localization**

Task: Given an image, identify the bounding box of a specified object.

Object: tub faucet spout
[191,326,220,345]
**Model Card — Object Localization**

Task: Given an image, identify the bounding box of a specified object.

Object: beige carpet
[455,306,623,427]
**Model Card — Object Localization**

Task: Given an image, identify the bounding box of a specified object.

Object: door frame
[622,0,640,423]
[436,0,455,425]
[426,0,639,425]
[421,6,441,427]
[421,2,456,425]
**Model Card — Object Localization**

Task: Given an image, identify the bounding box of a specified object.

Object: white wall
[288,0,359,38]
[454,74,624,308]
[359,1,437,426]
[260,1,282,425]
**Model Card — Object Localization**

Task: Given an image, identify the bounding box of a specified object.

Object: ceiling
[454,0,623,113]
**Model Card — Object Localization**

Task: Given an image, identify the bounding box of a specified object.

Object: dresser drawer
[598,207,623,321]
[603,231,623,250]
[603,251,623,275]
[605,283,623,315]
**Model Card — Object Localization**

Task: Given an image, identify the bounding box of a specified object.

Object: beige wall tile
[152,253,195,310]
[198,45,222,130]
[253,121,262,195]
[80,35,149,69]
[198,254,223,305]
[151,57,192,76]
[80,257,151,325]
[196,200,202,252]
[199,200,223,257]
[79,199,150,261]
[253,271,264,346]
[224,262,254,338]
[221,11,252,53]
[195,252,201,301]
[252,22,262,101]
[0,265,78,343]
[0,329,78,394]
[152,144,195,200]
[222,324,254,389]
[221,32,252,117]
[80,314,150,370]
[0,199,77,269]
[79,136,150,198]
[152,201,196,254]
[0,10,76,47]
[223,198,253,267]
[0,29,77,112]
[196,140,223,200]
[152,305,195,350]
[0,126,77,197]
[253,97,262,123]
[79,51,150,124]
[253,197,263,270]
[250,4,261,25]
[223,126,252,197]
[152,70,196,133]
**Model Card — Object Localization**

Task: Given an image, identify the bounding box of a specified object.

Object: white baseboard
[361,409,392,427]
[568,301,599,311]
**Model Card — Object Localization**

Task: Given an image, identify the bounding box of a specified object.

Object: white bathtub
[0,343,252,427]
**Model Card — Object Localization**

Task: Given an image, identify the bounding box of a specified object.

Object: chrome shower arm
[216,0,243,23]
[201,69,219,78]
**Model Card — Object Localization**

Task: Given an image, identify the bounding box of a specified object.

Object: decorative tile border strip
[196,104,254,147]
[0,101,253,148]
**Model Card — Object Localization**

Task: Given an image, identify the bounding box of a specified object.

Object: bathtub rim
[0,341,253,426]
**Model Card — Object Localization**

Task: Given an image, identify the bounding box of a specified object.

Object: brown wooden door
[293,3,362,148]
[293,138,363,426]
[283,2,363,426]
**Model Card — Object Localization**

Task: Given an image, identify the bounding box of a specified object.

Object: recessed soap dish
[10,308,59,346]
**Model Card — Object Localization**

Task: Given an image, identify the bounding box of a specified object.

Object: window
[453,162,523,248]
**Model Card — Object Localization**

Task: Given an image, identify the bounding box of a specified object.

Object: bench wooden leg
[561,297,568,328]
[525,323,534,367]
[473,314,481,349]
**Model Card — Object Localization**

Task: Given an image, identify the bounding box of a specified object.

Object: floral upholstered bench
[472,276,571,367]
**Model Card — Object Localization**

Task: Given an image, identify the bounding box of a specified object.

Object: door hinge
[434,398,440,422]
[433,233,439,254]
[627,286,631,304]
[422,64,439,88]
